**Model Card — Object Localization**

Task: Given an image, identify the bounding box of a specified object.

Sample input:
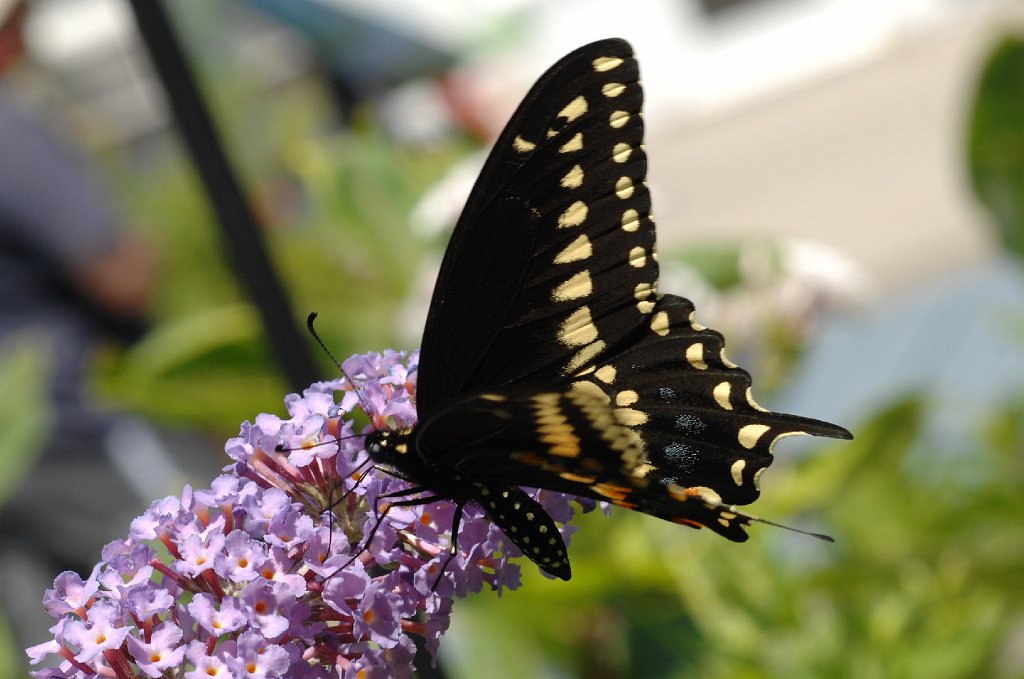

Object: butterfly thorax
[364,428,472,501]
[363,422,574,580]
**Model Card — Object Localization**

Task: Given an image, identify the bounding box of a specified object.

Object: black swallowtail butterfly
[362,38,851,581]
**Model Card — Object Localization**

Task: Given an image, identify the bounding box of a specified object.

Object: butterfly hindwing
[570,293,852,510]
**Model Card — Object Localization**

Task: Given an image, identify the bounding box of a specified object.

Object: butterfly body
[361,38,851,580]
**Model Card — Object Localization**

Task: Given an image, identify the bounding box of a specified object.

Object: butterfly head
[365,428,414,466]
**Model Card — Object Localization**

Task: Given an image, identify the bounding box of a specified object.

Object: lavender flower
[27,349,598,678]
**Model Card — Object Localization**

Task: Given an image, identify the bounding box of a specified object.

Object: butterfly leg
[327,490,442,580]
[431,502,464,592]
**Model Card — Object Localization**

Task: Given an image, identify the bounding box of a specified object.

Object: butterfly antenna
[306,312,346,375]
[306,312,381,423]
[323,490,439,582]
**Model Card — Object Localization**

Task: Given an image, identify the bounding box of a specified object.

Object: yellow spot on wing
[572,379,610,403]
[634,282,654,300]
[730,459,746,486]
[593,483,631,501]
[615,407,648,426]
[686,343,707,370]
[560,471,596,484]
[738,424,771,449]
[612,143,632,163]
[753,467,764,490]
[650,311,669,336]
[566,340,606,373]
[688,311,706,331]
[615,177,635,199]
[553,234,592,264]
[558,201,588,228]
[615,390,638,406]
[512,135,536,152]
[669,484,723,505]
[560,164,584,189]
[558,95,588,122]
[609,110,630,128]
[628,246,646,268]
[621,208,640,232]
[559,307,598,346]
[560,133,583,153]
[713,381,733,410]
[595,365,617,384]
[593,55,624,72]
[602,82,626,97]
[532,394,581,458]
[552,271,593,301]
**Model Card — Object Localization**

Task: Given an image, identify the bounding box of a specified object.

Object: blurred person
[0,0,210,658]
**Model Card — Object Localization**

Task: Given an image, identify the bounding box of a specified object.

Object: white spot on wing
[686,343,707,370]
[730,459,746,486]
[713,381,733,410]
[738,424,771,449]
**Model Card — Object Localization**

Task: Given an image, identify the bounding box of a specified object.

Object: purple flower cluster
[27,350,596,678]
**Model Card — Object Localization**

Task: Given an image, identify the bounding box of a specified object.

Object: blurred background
[1,0,1023,676]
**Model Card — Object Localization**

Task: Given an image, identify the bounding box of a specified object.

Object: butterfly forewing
[417,39,657,413]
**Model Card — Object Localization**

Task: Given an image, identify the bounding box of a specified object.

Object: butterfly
[361,37,851,581]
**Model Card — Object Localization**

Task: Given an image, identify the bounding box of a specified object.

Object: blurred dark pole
[126,0,320,390]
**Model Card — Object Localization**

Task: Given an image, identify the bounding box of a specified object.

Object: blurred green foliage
[447,396,1024,678]
[6,11,1024,678]
[0,337,50,504]
[968,35,1024,259]
[93,87,464,430]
